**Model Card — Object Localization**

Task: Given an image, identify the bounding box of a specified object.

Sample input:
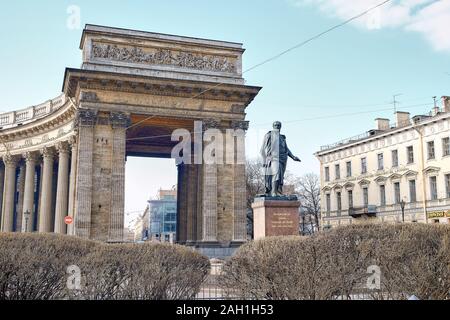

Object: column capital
[230,120,249,131]
[202,119,221,131]
[41,147,55,159]
[23,151,40,164]
[110,112,131,128]
[3,154,20,166]
[56,141,70,155]
[68,135,77,147]
[75,109,97,127]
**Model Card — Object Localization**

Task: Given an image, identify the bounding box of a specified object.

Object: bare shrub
[222,223,450,300]
[0,233,97,300]
[0,234,209,300]
[75,242,210,300]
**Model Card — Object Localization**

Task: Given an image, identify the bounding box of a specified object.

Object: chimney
[395,111,410,127]
[375,118,390,131]
[442,96,450,113]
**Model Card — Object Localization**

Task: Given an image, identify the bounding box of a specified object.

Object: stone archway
[0,25,261,256]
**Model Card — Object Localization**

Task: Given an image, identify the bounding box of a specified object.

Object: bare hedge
[0,233,209,300]
[0,233,96,300]
[73,243,210,300]
[221,223,450,300]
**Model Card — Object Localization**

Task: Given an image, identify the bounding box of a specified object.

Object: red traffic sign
[64,216,73,225]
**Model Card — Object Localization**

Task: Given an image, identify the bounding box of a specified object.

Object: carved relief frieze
[92,42,236,74]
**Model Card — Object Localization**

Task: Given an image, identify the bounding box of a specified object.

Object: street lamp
[23,210,31,232]
[400,199,406,223]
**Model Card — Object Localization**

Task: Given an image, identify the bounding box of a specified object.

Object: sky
[1,0,449,227]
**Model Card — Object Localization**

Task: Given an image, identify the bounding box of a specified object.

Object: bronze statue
[260,121,301,197]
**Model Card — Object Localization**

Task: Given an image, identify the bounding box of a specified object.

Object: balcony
[348,205,377,218]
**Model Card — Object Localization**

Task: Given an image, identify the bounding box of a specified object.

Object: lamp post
[23,210,31,232]
[400,199,406,223]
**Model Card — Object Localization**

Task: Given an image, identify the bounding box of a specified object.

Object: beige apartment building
[315,96,450,228]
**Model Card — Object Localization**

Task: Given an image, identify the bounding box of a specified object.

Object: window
[377,153,384,170]
[407,146,414,164]
[443,137,450,157]
[346,161,352,177]
[409,180,416,202]
[394,182,401,204]
[336,192,342,213]
[361,157,367,174]
[348,190,353,208]
[430,176,438,200]
[392,150,399,167]
[427,141,435,160]
[363,187,369,207]
[335,164,340,180]
[325,167,330,182]
[326,194,331,213]
[380,185,386,206]
[446,174,450,198]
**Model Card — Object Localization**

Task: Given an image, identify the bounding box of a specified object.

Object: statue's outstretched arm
[287,147,301,162]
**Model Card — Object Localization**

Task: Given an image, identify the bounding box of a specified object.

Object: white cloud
[293,0,450,52]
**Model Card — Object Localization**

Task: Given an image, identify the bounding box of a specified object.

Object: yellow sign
[427,210,450,219]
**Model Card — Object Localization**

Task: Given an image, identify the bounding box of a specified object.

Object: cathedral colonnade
[0,95,79,236]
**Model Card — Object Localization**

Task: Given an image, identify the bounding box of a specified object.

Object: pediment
[343,182,355,190]
[332,184,342,190]
[403,170,418,177]
[389,173,402,180]
[423,166,440,174]
[358,179,371,186]
[374,176,387,184]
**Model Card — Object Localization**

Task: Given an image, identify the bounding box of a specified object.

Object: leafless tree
[295,173,321,233]
[246,159,265,208]
[245,159,265,238]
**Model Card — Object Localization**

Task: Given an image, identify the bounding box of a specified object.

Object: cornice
[63,68,261,106]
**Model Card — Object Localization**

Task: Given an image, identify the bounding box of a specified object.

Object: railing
[0,94,66,129]
[319,107,448,152]
[320,131,371,151]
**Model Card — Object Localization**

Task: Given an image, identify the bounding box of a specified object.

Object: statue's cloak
[260,130,289,188]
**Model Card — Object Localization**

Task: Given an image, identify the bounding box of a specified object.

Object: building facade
[135,188,177,243]
[315,97,450,228]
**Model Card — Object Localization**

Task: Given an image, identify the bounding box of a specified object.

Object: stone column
[54,141,70,234]
[1,155,19,232]
[74,109,96,239]
[15,162,26,231]
[231,121,249,242]
[176,163,188,243]
[201,119,220,242]
[186,164,198,243]
[38,147,55,233]
[202,164,218,241]
[67,136,77,235]
[22,152,38,232]
[0,163,4,226]
[108,112,129,242]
